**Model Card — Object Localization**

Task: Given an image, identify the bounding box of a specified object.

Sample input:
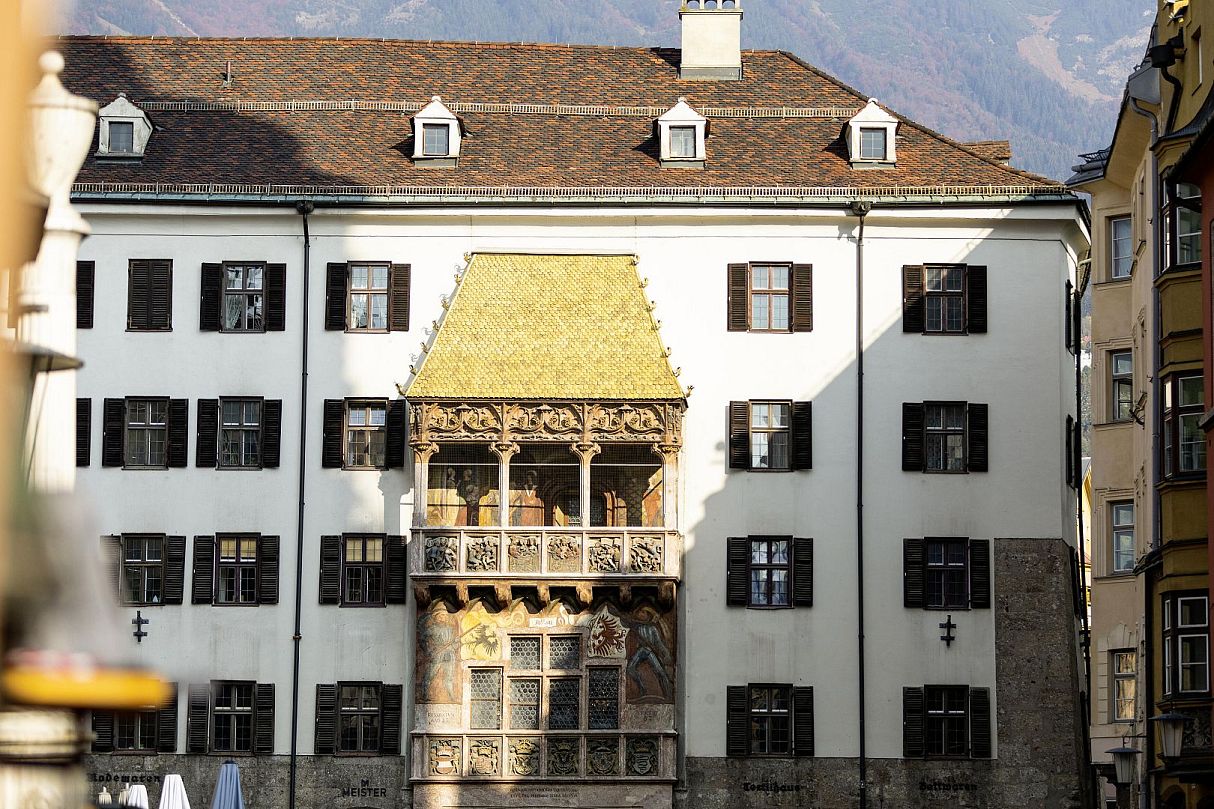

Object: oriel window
[1110,352,1133,422]
[1110,217,1132,278]
[1163,374,1205,476]
[469,669,502,730]
[1111,502,1135,574]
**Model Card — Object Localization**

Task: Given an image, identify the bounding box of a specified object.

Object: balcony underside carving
[410,400,684,449]
[413,580,676,611]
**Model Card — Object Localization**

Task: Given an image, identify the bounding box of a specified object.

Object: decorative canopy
[407,253,684,401]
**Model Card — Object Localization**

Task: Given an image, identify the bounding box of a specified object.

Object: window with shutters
[127,259,172,331]
[749,537,790,607]
[212,682,255,753]
[924,686,968,757]
[749,401,790,470]
[342,536,384,606]
[122,534,164,605]
[902,402,987,474]
[348,263,390,331]
[727,536,812,609]
[1110,351,1134,422]
[115,711,158,752]
[1110,502,1135,574]
[902,264,986,335]
[93,686,178,754]
[324,262,409,332]
[346,401,387,469]
[748,685,791,755]
[1111,650,1136,722]
[221,263,265,332]
[1162,373,1206,477]
[1162,593,1209,695]
[77,260,94,329]
[219,398,261,468]
[216,536,258,605]
[903,538,989,611]
[126,399,168,468]
[726,262,812,333]
[726,684,813,758]
[729,400,811,472]
[338,683,382,753]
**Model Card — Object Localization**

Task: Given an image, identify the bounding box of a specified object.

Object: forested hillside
[58,0,1151,178]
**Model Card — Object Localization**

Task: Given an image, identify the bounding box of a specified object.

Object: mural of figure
[625,604,675,703]
[416,601,460,703]
[426,466,462,526]
[510,469,545,526]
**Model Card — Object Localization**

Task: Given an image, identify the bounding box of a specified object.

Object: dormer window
[96,93,153,159]
[847,99,898,168]
[657,98,707,168]
[412,96,461,166]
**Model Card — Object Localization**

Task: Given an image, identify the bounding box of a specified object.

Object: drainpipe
[288,200,314,809]
[848,199,872,809]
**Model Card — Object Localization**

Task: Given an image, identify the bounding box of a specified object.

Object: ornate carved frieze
[588,536,623,573]
[547,534,582,573]
[507,534,540,572]
[508,737,540,776]
[547,736,580,776]
[429,737,462,776]
[467,738,500,776]
[629,536,664,574]
[411,400,684,451]
[626,737,660,777]
[466,535,500,572]
[424,535,459,572]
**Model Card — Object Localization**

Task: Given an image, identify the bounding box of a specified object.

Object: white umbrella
[158,774,191,809]
[209,761,246,809]
[126,784,150,809]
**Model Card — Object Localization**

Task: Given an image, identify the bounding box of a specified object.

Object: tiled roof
[407,253,683,401]
[55,37,1063,195]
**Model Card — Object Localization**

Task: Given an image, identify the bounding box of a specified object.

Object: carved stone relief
[466,535,500,572]
[587,403,665,439]
[547,534,582,573]
[507,534,540,572]
[508,737,540,776]
[547,736,580,776]
[588,536,622,573]
[412,400,684,447]
[629,536,664,574]
[424,535,458,572]
[625,737,659,777]
[429,737,462,776]
[467,738,500,776]
[587,738,620,776]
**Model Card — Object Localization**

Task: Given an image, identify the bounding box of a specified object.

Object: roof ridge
[775,50,1062,187]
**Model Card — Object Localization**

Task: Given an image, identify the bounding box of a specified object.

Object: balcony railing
[411,731,676,781]
[410,527,681,579]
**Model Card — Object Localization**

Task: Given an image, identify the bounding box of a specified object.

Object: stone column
[652,442,680,531]
[490,441,519,530]
[412,442,439,528]
[572,442,600,528]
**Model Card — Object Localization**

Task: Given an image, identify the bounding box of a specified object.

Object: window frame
[211,680,256,754]
[345,263,391,333]
[113,710,159,753]
[214,534,259,606]
[746,263,792,333]
[1110,501,1135,575]
[421,123,451,157]
[922,684,970,759]
[747,683,793,756]
[858,127,888,161]
[126,259,172,332]
[336,681,382,755]
[1110,216,1133,279]
[340,535,385,607]
[344,400,388,470]
[669,125,698,159]
[746,536,792,609]
[922,264,968,335]
[108,120,136,154]
[218,397,264,470]
[120,533,165,606]
[1110,649,1136,723]
[1162,373,1206,478]
[1163,593,1210,696]
[1165,181,1203,270]
[923,401,968,474]
[124,397,170,470]
[219,261,267,334]
[1109,351,1133,423]
[748,400,792,472]
[924,538,969,610]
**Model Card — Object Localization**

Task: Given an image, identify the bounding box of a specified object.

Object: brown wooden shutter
[265,263,286,331]
[725,685,748,757]
[128,260,151,329]
[262,400,282,468]
[324,263,347,330]
[726,537,748,607]
[727,263,749,331]
[967,403,989,472]
[380,684,404,754]
[791,401,812,470]
[76,260,95,329]
[157,683,179,752]
[254,683,275,754]
[91,711,114,752]
[792,537,813,607]
[163,536,186,605]
[390,263,411,331]
[196,399,219,468]
[793,686,814,757]
[191,536,216,604]
[319,535,341,604]
[186,684,209,753]
[969,687,992,758]
[903,538,925,608]
[102,535,122,601]
[1070,282,1081,353]
[902,265,925,333]
[322,400,344,468]
[1064,280,1074,350]
[386,535,408,604]
[258,535,280,605]
[314,684,338,754]
[1065,415,1076,488]
[728,401,749,470]
[166,399,188,467]
[791,263,813,332]
[199,263,223,331]
[150,260,173,329]
[969,539,991,609]
[1070,548,1082,616]
[102,398,125,467]
[966,265,988,334]
[76,398,91,467]
[903,687,925,757]
[901,403,925,471]
[385,399,407,468]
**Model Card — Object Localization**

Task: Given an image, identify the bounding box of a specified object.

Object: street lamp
[1151,711,1189,760]
[1106,744,1142,787]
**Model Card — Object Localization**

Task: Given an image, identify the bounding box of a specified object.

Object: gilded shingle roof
[54,37,1064,193]
[407,254,683,401]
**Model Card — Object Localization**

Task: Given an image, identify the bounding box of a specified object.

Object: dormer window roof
[847,99,898,167]
[657,97,708,168]
[412,95,462,166]
[96,93,152,159]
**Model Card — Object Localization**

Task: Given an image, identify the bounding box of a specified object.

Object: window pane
[926,296,942,332]
[769,266,789,290]
[245,265,263,290]
[1180,597,1208,627]
[859,128,886,160]
[925,267,942,292]
[945,297,963,332]
[351,266,369,290]
[423,124,450,156]
[1112,352,1133,377]
[750,541,769,565]
[1180,376,1204,407]
[751,294,769,330]
[767,432,789,469]
[372,266,389,290]
[770,293,789,330]
[670,126,696,158]
[109,121,134,153]
[1111,217,1132,278]
[944,267,963,292]
[549,636,581,670]
[769,569,788,606]
[350,294,368,329]
[370,294,388,329]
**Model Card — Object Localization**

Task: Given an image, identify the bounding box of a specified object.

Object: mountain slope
[56,0,1150,178]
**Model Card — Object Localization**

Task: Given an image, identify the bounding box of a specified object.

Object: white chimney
[679,0,743,80]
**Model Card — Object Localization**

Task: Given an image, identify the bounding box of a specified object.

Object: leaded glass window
[508,678,540,730]
[510,636,541,670]
[549,636,581,670]
[588,668,619,730]
[470,669,502,730]
[548,678,580,730]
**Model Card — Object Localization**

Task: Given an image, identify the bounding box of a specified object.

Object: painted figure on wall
[416,601,461,703]
[509,469,546,526]
[624,604,675,703]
